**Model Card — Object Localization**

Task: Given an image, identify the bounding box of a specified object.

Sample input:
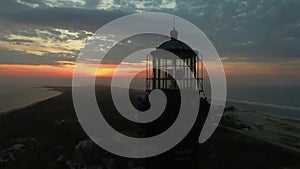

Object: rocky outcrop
[0,144,26,166]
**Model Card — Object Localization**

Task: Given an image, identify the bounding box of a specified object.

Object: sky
[0,0,299,87]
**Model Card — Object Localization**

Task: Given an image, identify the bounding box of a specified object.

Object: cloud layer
[0,0,299,65]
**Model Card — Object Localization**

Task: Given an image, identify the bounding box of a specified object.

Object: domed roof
[155,38,198,58]
[158,38,193,51]
[151,27,198,58]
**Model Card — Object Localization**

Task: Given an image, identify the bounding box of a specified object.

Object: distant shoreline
[227,98,300,111]
[0,86,62,116]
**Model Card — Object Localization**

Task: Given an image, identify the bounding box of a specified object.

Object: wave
[224,104,300,153]
[227,98,300,111]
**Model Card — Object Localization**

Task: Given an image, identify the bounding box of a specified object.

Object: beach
[224,100,300,153]
[0,85,61,114]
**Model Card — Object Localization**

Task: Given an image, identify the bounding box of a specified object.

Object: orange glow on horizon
[223,61,300,77]
[0,63,146,78]
[0,60,299,79]
[0,64,74,78]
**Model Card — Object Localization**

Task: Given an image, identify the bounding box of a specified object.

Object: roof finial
[170,15,178,39]
[173,15,175,29]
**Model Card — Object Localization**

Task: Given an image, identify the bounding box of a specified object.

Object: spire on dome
[170,15,178,39]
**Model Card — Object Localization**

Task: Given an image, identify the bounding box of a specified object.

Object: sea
[0,84,61,114]
[224,85,300,153]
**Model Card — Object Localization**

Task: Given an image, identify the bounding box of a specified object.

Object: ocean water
[223,86,300,152]
[0,85,61,114]
[227,85,300,108]
[225,100,300,152]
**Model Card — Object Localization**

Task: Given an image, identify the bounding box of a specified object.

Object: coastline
[227,98,300,111]
[1,85,299,154]
[0,86,299,168]
[223,101,300,155]
[1,86,299,152]
[0,87,62,116]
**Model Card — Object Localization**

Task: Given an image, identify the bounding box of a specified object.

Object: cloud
[13,0,177,11]
[0,7,128,32]
[85,0,99,8]
[0,48,74,65]
[16,0,86,8]
[173,0,300,59]
[0,0,299,61]
[0,23,93,57]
